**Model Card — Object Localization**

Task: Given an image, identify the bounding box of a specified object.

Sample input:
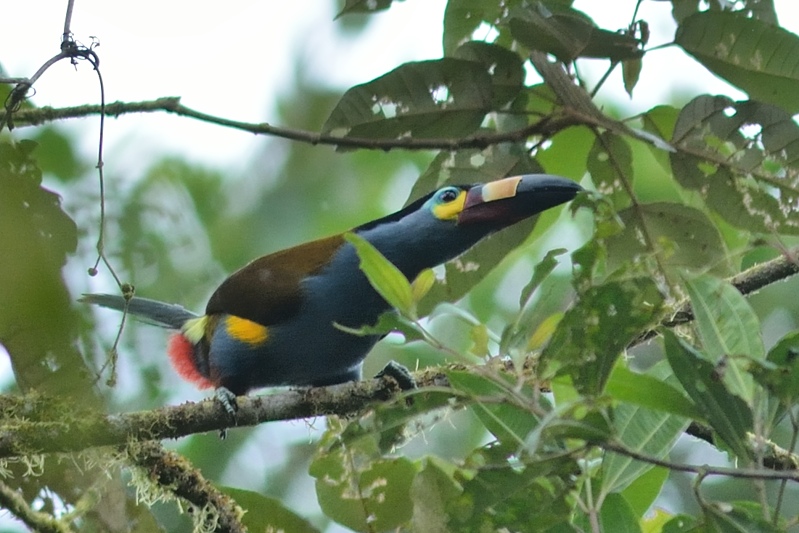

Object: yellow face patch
[432,190,467,220]
[225,315,269,346]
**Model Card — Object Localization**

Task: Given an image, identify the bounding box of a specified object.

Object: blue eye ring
[436,187,460,204]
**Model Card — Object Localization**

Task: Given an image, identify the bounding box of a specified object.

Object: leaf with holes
[605,202,731,277]
[312,419,418,532]
[669,95,799,235]
[453,41,524,108]
[323,59,493,141]
[542,277,663,395]
[587,131,633,207]
[676,11,799,113]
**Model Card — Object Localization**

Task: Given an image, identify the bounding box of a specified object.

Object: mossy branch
[0,370,436,459]
[126,441,247,533]
[0,478,73,533]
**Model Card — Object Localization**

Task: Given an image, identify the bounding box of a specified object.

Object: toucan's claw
[376,361,416,391]
[215,386,238,418]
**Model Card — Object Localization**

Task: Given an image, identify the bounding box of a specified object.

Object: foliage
[3,0,799,532]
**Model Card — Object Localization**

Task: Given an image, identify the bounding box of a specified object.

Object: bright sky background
[2,0,797,177]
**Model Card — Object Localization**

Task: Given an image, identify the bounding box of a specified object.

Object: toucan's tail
[79,294,198,329]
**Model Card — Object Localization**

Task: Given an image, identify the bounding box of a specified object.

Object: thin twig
[62,0,75,43]
[8,97,586,151]
[603,440,799,483]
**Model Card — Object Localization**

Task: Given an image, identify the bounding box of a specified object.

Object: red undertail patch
[167,333,214,389]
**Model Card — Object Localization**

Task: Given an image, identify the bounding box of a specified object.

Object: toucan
[82,174,581,412]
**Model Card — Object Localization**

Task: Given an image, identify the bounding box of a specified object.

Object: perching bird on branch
[82,174,581,413]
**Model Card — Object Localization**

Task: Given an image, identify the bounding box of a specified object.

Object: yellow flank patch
[432,190,466,220]
[181,316,208,344]
[225,315,269,346]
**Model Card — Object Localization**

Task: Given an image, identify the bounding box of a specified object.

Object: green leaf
[621,466,669,518]
[410,458,463,533]
[663,331,753,459]
[587,132,633,207]
[509,6,642,63]
[676,11,799,113]
[703,500,784,533]
[542,277,663,395]
[222,487,319,533]
[443,0,502,56]
[601,375,688,495]
[500,247,567,355]
[599,493,642,533]
[519,248,567,308]
[535,403,614,444]
[605,364,701,421]
[453,41,524,108]
[642,105,678,139]
[662,513,699,533]
[538,126,596,181]
[605,203,731,277]
[622,56,642,97]
[683,273,764,403]
[446,370,538,447]
[601,365,688,498]
[31,127,83,182]
[338,388,463,454]
[452,446,577,531]
[345,232,415,317]
[334,311,426,343]
[640,105,680,174]
[750,330,799,403]
[323,59,493,141]
[410,144,523,195]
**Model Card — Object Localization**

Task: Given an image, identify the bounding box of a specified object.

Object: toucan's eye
[437,187,460,203]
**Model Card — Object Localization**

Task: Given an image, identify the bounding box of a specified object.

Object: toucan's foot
[214,387,238,439]
[215,387,238,417]
[375,361,416,391]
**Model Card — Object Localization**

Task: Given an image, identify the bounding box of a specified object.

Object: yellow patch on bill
[432,190,466,220]
[181,316,208,344]
[481,175,521,202]
[225,315,269,345]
